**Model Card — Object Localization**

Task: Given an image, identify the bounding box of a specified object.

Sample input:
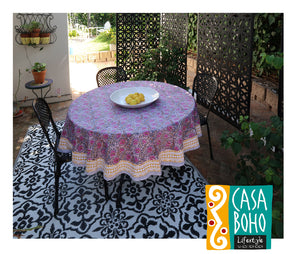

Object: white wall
[13,13,71,107]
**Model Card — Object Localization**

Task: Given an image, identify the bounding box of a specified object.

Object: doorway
[67,13,117,99]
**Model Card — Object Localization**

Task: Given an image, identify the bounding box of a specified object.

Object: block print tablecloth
[58,81,202,181]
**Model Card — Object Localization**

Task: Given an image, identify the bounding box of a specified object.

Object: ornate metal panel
[160,13,188,88]
[116,13,161,80]
[197,13,254,128]
[116,13,188,87]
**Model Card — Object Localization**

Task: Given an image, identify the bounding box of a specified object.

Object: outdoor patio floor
[13,59,276,185]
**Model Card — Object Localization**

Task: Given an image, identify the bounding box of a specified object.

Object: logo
[206,185,273,250]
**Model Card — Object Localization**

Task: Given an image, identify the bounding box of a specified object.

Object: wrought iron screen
[160,13,188,88]
[116,13,161,80]
[116,13,188,87]
[196,13,254,128]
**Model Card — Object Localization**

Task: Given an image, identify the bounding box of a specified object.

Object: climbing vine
[252,13,283,78]
[187,13,197,53]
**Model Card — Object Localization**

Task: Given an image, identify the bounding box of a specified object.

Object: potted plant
[40,29,51,45]
[109,34,116,51]
[30,21,41,35]
[30,21,41,44]
[31,62,47,84]
[20,24,31,45]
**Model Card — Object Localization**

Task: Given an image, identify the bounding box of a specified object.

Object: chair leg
[116,174,124,209]
[103,178,109,201]
[54,162,61,218]
[206,123,214,160]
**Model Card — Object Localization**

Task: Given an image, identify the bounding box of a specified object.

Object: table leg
[32,89,39,98]
[30,86,51,99]
[43,86,52,98]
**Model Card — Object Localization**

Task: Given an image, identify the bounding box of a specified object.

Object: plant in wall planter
[20,24,31,45]
[31,62,47,84]
[40,30,51,45]
[30,21,41,45]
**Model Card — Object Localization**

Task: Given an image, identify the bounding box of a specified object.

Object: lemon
[125,93,145,105]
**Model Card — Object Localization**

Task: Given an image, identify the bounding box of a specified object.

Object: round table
[58,81,202,181]
[25,78,53,98]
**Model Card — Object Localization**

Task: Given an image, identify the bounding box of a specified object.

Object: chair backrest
[96,67,127,87]
[32,98,60,154]
[192,73,218,116]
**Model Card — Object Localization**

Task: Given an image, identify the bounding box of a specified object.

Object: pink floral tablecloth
[58,81,202,181]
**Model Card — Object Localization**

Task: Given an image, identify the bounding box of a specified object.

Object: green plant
[221,115,283,238]
[129,34,186,88]
[110,32,116,44]
[31,62,46,72]
[21,24,31,33]
[252,13,283,77]
[187,13,197,53]
[265,52,283,70]
[94,28,116,44]
[69,29,79,37]
[29,21,41,31]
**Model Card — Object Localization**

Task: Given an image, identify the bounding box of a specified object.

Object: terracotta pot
[41,37,50,44]
[20,33,30,37]
[40,33,50,44]
[32,69,47,84]
[31,31,40,37]
[20,33,30,45]
[30,37,40,44]
[32,28,41,34]
[40,33,50,37]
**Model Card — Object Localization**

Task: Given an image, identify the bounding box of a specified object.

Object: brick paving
[13,59,276,185]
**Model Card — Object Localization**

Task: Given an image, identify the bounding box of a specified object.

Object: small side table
[25,79,53,98]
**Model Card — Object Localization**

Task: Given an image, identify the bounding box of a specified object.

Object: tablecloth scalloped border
[59,134,201,181]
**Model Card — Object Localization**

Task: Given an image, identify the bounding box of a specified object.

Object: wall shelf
[15,13,57,46]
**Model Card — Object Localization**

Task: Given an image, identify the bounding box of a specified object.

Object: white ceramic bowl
[110,87,159,108]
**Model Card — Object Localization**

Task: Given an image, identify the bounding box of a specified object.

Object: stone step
[70,50,116,63]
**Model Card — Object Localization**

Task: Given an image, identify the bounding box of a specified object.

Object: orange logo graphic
[206,185,231,250]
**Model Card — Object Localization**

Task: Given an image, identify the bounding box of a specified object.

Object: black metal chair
[32,98,108,217]
[95,66,127,207]
[96,66,127,87]
[192,73,218,160]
